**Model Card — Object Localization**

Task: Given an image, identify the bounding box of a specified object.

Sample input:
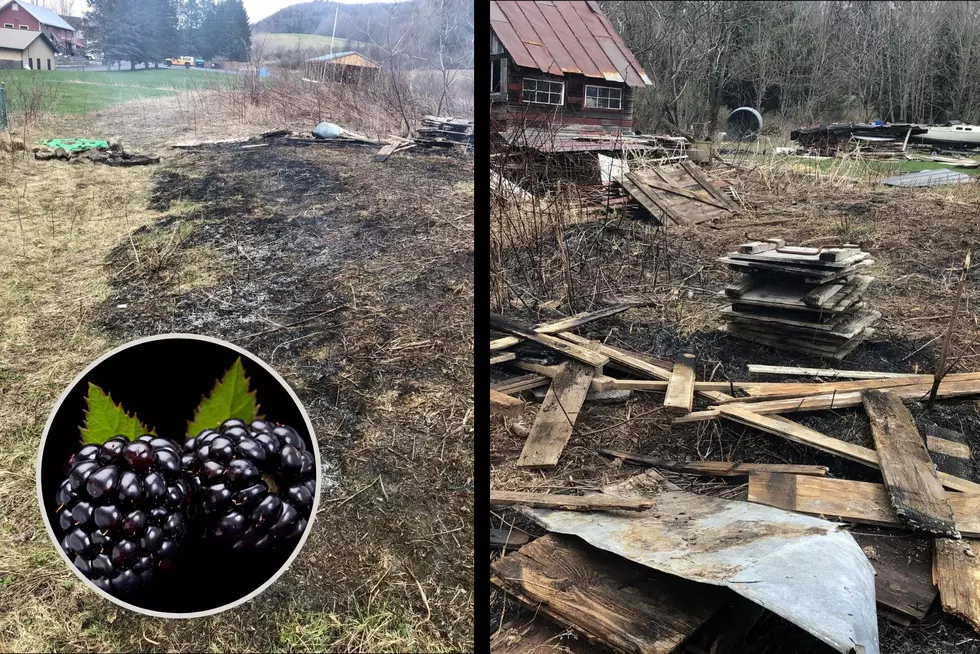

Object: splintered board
[863,389,959,538]
[516,360,596,469]
[746,472,980,537]
[934,538,980,632]
[490,534,731,654]
[489,314,609,368]
[663,353,696,415]
[721,307,880,338]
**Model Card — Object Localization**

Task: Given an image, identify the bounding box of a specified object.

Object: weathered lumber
[516,360,596,469]
[490,534,728,654]
[491,373,549,395]
[747,473,980,537]
[718,406,980,494]
[934,538,980,632]
[716,376,980,415]
[489,305,629,352]
[558,333,734,403]
[598,448,829,477]
[489,314,608,368]
[663,353,696,416]
[490,389,523,412]
[679,159,739,211]
[373,141,399,161]
[925,424,974,482]
[510,360,616,395]
[489,528,530,550]
[745,364,914,379]
[852,532,937,625]
[490,352,516,365]
[490,490,655,512]
[730,372,980,402]
[739,239,784,254]
[530,386,631,404]
[863,389,958,537]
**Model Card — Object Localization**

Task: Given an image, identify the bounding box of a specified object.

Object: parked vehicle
[164,56,195,68]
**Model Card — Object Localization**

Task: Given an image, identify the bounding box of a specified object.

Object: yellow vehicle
[164,56,195,68]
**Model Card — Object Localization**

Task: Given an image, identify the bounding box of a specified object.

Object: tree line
[86,0,252,68]
[601,1,980,135]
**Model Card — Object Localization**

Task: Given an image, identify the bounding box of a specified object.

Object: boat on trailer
[912,121,980,148]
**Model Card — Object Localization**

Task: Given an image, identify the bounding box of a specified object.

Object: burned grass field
[490,168,980,654]
[0,133,473,651]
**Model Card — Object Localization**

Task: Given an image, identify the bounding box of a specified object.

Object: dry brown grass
[1,82,472,652]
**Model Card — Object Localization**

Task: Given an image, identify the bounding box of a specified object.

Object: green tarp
[42,138,109,153]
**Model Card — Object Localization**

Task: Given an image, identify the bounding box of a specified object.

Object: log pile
[719,239,879,359]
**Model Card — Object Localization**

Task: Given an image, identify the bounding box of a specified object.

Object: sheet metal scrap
[519,469,879,654]
[882,168,975,187]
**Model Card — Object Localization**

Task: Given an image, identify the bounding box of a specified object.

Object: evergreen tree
[223,0,252,61]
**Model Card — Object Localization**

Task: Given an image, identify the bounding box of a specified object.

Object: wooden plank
[516,360,596,469]
[727,249,869,269]
[679,159,739,211]
[746,364,920,379]
[373,141,399,161]
[721,323,871,360]
[852,532,937,624]
[491,373,550,395]
[723,275,757,298]
[719,257,873,283]
[490,390,524,416]
[663,353,696,416]
[716,407,980,494]
[598,448,829,477]
[490,528,531,550]
[558,333,734,403]
[721,307,880,338]
[510,360,618,395]
[863,389,958,537]
[489,314,608,368]
[804,279,849,307]
[818,246,862,262]
[489,305,629,352]
[491,618,602,654]
[925,424,975,483]
[490,534,728,654]
[746,473,980,536]
[739,239,784,254]
[529,386,631,405]
[728,373,980,402]
[716,376,980,416]
[490,490,655,511]
[933,538,980,632]
[490,352,517,365]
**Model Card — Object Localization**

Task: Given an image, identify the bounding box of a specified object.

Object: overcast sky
[65,0,400,24]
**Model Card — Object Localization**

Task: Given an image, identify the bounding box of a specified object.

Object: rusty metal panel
[592,9,653,86]
[519,470,880,654]
[552,2,618,79]
[513,1,580,75]
[594,36,627,83]
[490,4,537,71]
[537,2,598,77]
[496,1,562,75]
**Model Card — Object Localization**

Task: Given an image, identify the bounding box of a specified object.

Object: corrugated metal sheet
[489,1,651,87]
[882,168,976,187]
[308,51,380,68]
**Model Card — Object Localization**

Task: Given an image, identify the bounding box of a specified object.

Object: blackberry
[55,435,190,595]
[183,419,314,550]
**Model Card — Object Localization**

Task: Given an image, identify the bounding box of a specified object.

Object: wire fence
[0,82,7,131]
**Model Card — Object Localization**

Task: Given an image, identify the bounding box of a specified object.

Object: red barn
[0,0,77,55]
[490,0,652,151]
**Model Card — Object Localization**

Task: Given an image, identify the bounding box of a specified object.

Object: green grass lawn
[0,69,239,114]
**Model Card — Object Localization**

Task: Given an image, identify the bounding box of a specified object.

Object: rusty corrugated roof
[490,1,652,88]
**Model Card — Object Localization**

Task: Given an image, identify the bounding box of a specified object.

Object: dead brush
[113,220,190,282]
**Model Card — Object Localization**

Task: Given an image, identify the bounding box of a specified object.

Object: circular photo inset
[37,334,320,617]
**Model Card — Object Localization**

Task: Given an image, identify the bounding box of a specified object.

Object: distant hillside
[251,1,406,43]
[252,32,371,56]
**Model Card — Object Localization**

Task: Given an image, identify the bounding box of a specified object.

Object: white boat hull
[915,125,980,145]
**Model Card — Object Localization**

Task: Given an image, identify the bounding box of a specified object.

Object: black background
[40,336,316,613]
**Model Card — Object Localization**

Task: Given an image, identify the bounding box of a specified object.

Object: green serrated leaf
[187,358,258,436]
[80,383,152,445]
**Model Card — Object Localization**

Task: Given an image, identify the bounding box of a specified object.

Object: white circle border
[35,333,321,619]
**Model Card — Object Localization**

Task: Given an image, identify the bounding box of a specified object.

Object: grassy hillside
[252,32,370,55]
[0,69,236,114]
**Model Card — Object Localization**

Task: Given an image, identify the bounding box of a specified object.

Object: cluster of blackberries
[55,420,315,597]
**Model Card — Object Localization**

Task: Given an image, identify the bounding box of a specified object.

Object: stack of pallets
[718,239,879,359]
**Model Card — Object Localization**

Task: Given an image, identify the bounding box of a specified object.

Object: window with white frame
[491,58,507,96]
[523,78,564,105]
[585,85,623,110]
[3,23,12,28]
